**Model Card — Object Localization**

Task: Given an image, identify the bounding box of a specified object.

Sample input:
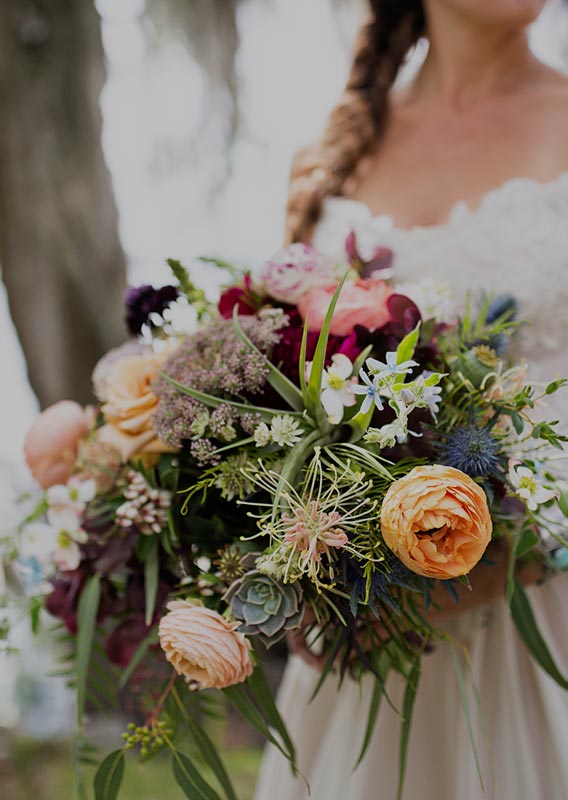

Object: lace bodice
[313,172,568,389]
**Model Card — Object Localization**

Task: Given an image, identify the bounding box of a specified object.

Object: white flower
[508,460,558,511]
[366,351,418,381]
[254,422,272,447]
[20,510,88,573]
[46,477,96,516]
[270,415,303,448]
[364,417,409,449]
[319,354,357,425]
[352,369,384,414]
[401,373,443,417]
[395,279,455,324]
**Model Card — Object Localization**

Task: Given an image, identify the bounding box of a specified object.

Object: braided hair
[285,0,426,244]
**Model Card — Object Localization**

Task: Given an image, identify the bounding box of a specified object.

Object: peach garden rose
[380,465,492,579]
[297,277,393,337]
[95,346,172,461]
[158,600,253,689]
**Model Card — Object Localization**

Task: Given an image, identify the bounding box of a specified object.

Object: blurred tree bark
[0,0,127,408]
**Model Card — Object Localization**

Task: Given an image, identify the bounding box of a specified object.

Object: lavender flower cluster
[153,311,287,450]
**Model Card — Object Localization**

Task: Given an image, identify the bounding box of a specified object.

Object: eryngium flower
[125,284,178,335]
[225,571,304,647]
[439,424,502,478]
[486,293,518,324]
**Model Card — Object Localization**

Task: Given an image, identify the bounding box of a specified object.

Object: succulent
[225,570,304,647]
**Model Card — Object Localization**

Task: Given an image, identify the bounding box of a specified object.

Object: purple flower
[124,284,179,335]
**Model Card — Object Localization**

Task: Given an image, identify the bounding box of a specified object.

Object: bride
[254,1,568,798]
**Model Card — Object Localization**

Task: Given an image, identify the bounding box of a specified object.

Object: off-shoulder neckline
[323,170,568,236]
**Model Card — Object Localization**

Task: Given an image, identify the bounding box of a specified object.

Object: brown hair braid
[285,0,425,244]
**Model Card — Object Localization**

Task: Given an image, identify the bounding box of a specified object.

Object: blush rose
[298,278,394,337]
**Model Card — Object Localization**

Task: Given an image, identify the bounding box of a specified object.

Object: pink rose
[159,601,253,689]
[254,243,339,305]
[298,278,394,336]
[24,401,94,489]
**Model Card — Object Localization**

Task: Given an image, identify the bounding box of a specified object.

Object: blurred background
[0,1,567,797]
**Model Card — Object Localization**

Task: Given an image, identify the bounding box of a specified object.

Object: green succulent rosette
[226,570,304,647]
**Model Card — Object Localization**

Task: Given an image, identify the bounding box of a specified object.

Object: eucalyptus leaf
[171,750,223,800]
[93,750,125,800]
[76,574,101,726]
[144,540,159,626]
[186,718,239,800]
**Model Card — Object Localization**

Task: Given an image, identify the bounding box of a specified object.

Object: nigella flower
[352,369,384,414]
[124,284,179,335]
[439,424,502,478]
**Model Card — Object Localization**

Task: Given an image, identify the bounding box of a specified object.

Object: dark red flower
[218,274,261,319]
[346,230,393,277]
[125,284,178,335]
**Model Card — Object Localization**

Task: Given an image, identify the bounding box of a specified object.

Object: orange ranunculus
[158,601,253,689]
[297,278,393,336]
[95,347,172,461]
[24,401,95,489]
[380,465,492,579]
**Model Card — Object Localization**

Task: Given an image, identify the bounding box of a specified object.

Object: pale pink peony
[158,601,253,689]
[298,278,394,336]
[254,243,339,305]
[24,401,94,489]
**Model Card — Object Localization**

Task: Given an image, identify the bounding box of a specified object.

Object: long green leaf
[76,574,101,726]
[354,674,384,769]
[247,662,296,769]
[162,374,304,423]
[93,749,125,800]
[510,578,568,689]
[299,316,309,398]
[171,750,223,800]
[306,273,349,426]
[449,645,484,793]
[223,685,292,762]
[118,628,159,690]
[144,540,159,626]
[232,309,305,411]
[186,718,238,800]
[505,526,539,605]
[397,658,421,800]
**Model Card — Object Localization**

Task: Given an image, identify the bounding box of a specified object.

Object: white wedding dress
[254,173,568,800]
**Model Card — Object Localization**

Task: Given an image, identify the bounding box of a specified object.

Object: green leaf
[505,526,540,605]
[396,323,421,366]
[232,309,305,412]
[93,750,125,800]
[449,645,484,794]
[510,578,568,689]
[558,491,568,519]
[171,750,223,800]
[161,374,304,424]
[247,662,296,770]
[397,659,421,800]
[186,718,238,800]
[118,628,159,690]
[511,412,524,436]
[306,273,349,426]
[545,379,566,395]
[144,540,159,626]
[299,317,309,398]
[355,671,385,769]
[223,684,293,763]
[76,574,101,726]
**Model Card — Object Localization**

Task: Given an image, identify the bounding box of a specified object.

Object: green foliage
[93,750,126,800]
[76,574,101,726]
[167,258,214,320]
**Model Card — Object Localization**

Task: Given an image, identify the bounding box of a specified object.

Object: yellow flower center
[519,475,537,495]
[327,373,346,390]
[57,530,73,548]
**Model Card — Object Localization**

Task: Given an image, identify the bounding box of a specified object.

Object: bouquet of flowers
[6,236,568,799]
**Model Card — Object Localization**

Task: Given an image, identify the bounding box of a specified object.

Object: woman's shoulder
[525,64,568,170]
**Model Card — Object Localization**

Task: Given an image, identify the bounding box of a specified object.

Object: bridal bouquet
[6,235,568,799]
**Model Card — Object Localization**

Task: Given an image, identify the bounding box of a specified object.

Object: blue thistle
[439,424,502,478]
[486,293,518,324]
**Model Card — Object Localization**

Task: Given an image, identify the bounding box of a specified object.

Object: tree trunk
[0,0,127,407]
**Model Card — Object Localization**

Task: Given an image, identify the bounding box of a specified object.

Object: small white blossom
[270,415,303,448]
[367,351,418,380]
[46,478,96,516]
[508,460,558,511]
[254,422,272,447]
[352,369,384,414]
[20,510,88,573]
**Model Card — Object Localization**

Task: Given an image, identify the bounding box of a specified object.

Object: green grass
[3,737,262,800]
